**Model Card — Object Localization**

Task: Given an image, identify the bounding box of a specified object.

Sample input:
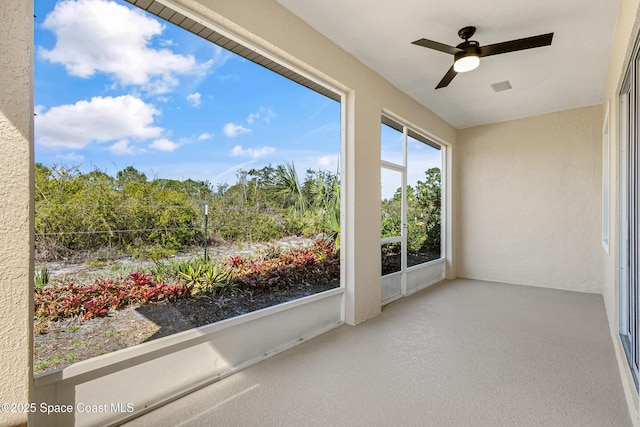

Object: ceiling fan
[411,26,554,89]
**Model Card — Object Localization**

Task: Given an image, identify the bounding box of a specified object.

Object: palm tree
[272,162,308,216]
[309,170,341,248]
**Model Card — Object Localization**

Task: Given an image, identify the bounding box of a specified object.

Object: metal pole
[204,204,208,260]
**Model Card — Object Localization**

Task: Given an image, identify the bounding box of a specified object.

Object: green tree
[413,167,441,253]
[116,166,147,187]
[34,161,343,259]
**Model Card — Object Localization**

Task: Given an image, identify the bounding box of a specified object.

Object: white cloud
[223,122,251,138]
[39,0,213,94]
[246,112,259,125]
[35,95,163,149]
[230,145,275,159]
[56,152,85,162]
[108,139,135,155]
[186,92,202,107]
[149,138,179,152]
[318,154,339,168]
[198,132,213,140]
[246,106,277,124]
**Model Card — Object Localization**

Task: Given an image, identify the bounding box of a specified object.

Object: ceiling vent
[491,80,512,92]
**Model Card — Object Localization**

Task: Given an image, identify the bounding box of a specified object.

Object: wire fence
[37,227,201,236]
[34,202,320,282]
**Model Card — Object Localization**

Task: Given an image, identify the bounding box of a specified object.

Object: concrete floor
[124,279,631,426]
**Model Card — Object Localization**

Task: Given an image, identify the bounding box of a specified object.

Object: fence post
[204,204,208,260]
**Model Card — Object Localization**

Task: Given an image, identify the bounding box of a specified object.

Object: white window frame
[380,112,447,304]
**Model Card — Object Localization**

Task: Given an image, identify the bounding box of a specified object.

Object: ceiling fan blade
[412,38,463,55]
[435,65,457,89]
[479,33,553,57]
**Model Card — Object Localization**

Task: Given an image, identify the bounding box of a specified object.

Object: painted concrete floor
[124,279,631,426]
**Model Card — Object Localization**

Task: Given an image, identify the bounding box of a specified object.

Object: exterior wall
[600,0,640,423]
[457,106,603,293]
[0,1,34,427]
[174,0,458,324]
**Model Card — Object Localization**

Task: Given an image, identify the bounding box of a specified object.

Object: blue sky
[33,0,341,186]
[381,124,443,199]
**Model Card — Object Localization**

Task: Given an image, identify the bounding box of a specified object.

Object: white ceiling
[276,0,621,129]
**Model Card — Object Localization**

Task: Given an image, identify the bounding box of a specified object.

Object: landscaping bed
[34,239,339,375]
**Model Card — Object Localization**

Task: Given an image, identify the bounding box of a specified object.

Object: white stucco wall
[457,106,603,293]
[0,1,34,427]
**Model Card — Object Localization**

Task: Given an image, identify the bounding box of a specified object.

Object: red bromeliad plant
[228,240,339,290]
[34,272,192,320]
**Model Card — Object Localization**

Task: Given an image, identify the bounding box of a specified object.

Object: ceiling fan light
[454,55,479,73]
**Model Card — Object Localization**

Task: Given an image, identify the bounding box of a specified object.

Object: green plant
[34,359,51,373]
[65,352,79,362]
[149,259,181,283]
[132,246,177,261]
[83,260,104,268]
[200,264,233,296]
[110,262,133,277]
[34,267,49,288]
[178,259,232,296]
[34,162,345,262]
[104,330,126,345]
[178,263,205,288]
[326,207,341,249]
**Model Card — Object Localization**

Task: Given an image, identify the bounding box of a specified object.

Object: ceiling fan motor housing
[454,40,481,72]
[455,40,480,60]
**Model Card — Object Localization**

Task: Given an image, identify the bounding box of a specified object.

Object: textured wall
[457,106,602,292]
[0,1,33,426]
